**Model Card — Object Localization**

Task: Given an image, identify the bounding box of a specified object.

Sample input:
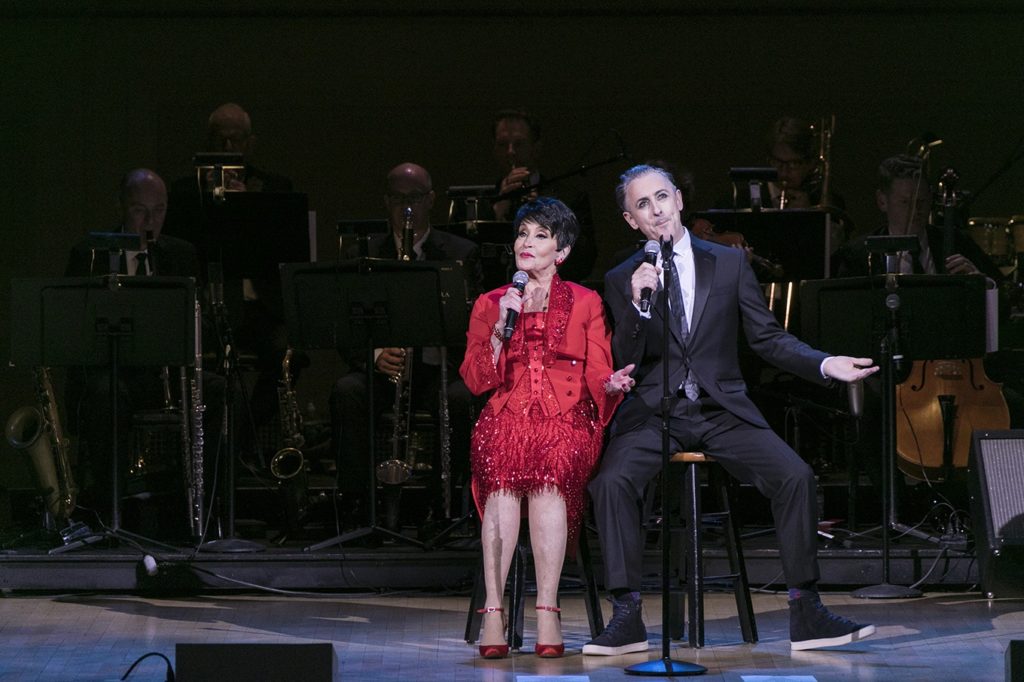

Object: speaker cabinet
[1007,640,1024,682]
[968,430,1024,599]
[175,643,335,682]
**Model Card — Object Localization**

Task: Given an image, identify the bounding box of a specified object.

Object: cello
[894,168,1010,481]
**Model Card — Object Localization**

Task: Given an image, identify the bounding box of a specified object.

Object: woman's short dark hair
[513,196,579,251]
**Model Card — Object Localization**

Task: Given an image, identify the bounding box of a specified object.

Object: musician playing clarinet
[329,163,483,534]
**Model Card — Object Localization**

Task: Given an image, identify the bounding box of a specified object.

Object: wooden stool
[464,526,604,649]
[670,451,757,648]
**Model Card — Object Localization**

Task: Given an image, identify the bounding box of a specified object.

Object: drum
[1010,215,1024,254]
[968,217,1013,270]
[968,216,1013,267]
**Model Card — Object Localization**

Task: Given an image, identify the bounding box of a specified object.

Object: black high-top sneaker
[790,592,875,651]
[582,593,649,656]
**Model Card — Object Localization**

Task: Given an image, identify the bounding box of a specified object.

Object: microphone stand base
[851,583,922,600]
[625,657,707,677]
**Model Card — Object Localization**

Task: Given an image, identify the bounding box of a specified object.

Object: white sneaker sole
[791,623,876,651]
[582,640,649,656]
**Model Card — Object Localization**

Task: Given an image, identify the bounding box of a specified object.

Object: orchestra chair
[464,513,604,650]
[669,451,758,648]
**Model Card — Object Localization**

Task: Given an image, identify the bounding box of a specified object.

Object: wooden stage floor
[0,589,1020,681]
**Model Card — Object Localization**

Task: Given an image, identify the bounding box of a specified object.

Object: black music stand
[801,274,986,598]
[11,276,198,554]
[697,208,834,281]
[280,259,468,551]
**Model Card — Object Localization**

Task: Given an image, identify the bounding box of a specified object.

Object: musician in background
[329,162,483,532]
[172,102,294,195]
[835,154,999,278]
[167,103,300,464]
[450,109,597,282]
[834,155,1020,506]
[65,169,224,534]
[717,116,850,263]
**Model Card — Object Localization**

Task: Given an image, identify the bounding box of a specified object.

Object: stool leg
[507,542,525,649]
[576,529,605,638]
[464,557,486,643]
[714,466,758,644]
[685,461,704,648]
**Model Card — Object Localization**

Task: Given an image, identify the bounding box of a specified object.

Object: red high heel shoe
[477,607,509,659]
[534,605,564,658]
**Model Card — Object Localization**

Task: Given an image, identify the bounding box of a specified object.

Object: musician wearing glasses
[329,162,483,532]
[460,197,634,659]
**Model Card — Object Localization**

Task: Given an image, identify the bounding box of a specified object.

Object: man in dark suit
[585,165,878,655]
[330,162,483,531]
[65,169,222,535]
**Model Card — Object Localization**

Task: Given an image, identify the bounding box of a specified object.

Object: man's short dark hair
[493,108,541,142]
[513,196,578,251]
[766,116,816,160]
[878,154,925,193]
[615,164,677,213]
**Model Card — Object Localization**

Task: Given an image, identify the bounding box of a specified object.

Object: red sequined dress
[460,277,622,548]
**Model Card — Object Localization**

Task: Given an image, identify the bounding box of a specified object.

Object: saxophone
[377,207,416,485]
[4,367,77,521]
[270,347,305,480]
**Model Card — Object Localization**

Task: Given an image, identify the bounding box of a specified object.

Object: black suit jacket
[603,234,829,433]
[65,233,200,279]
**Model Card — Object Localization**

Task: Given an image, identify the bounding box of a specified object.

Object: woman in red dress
[460,197,635,658]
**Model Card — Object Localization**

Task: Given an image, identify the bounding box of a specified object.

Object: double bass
[894,168,1010,481]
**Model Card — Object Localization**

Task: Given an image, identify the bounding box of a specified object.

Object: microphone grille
[644,239,661,255]
[512,270,529,287]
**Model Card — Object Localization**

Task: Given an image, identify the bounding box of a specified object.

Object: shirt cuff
[820,356,833,379]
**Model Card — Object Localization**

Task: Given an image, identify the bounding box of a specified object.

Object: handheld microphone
[638,239,661,313]
[503,270,529,341]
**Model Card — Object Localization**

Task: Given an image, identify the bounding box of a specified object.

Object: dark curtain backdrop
[2,2,1022,478]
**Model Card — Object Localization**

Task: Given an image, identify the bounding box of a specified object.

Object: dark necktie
[666,253,699,400]
[666,253,689,345]
[135,252,150,276]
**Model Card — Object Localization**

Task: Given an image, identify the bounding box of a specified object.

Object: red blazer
[460,276,622,427]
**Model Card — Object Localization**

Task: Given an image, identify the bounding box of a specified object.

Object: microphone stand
[851,270,920,599]
[626,236,706,677]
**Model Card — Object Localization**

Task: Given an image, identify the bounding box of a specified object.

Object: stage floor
[0,590,1019,681]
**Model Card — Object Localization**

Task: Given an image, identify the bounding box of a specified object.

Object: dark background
[2,1,1022,484]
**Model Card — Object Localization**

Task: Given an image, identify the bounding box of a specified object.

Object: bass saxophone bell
[5,367,77,521]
